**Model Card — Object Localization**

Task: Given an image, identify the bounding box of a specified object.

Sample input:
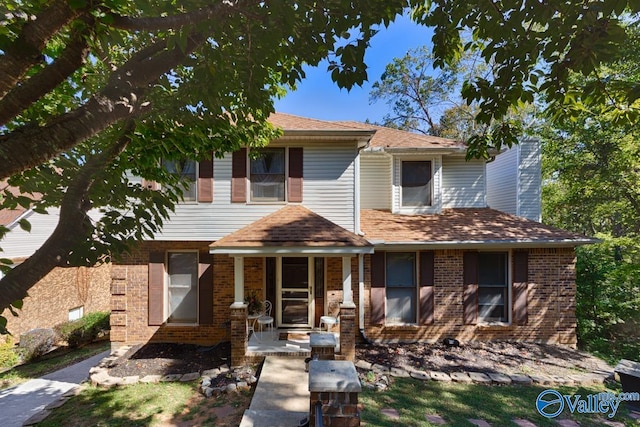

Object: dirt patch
[107,341,230,378]
[356,340,612,377]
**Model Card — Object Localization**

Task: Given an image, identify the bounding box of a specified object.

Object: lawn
[0,341,110,389]
[37,381,252,427]
[360,378,639,426]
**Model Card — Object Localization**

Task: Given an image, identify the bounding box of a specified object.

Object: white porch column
[231,256,245,307]
[342,256,354,306]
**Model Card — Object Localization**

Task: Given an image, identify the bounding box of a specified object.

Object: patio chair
[319,300,340,332]
[257,300,274,339]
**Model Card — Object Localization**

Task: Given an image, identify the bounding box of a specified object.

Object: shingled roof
[210,205,373,254]
[268,113,465,151]
[360,208,596,248]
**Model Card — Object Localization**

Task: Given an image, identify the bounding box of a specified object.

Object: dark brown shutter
[231,148,247,202]
[370,251,386,325]
[288,147,303,202]
[198,153,214,203]
[419,251,435,325]
[148,251,165,326]
[463,251,478,325]
[198,252,214,325]
[512,250,529,325]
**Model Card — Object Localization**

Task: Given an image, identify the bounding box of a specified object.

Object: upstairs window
[401,160,432,207]
[163,159,197,202]
[250,148,285,202]
[478,252,508,323]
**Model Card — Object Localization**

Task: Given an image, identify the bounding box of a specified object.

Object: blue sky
[274,14,432,124]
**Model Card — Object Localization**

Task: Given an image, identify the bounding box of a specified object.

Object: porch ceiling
[209,205,373,255]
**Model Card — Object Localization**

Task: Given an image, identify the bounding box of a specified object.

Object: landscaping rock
[225,383,237,393]
[202,368,220,377]
[410,370,430,381]
[180,372,200,382]
[468,372,491,383]
[201,377,212,388]
[355,360,373,371]
[488,373,511,384]
[140,375,162,383]
[237,381,250,390]
[390,367,410,378]
[372,363,390,374]
[450,372,472,383]
[430,371,452,382]
[509,374,533,385]
[121,376,139,385]
[529,374,553,385]
[160,374,183,382]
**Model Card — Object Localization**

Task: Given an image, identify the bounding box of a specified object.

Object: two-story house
[109,113,594,366]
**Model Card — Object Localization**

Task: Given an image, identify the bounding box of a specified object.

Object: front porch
[246,329,341,358]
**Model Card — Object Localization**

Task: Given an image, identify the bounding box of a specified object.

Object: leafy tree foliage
[0,0,408,326]
[414,0,640,158]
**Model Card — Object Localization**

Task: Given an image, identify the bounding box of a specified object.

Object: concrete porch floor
[247,328,340,357]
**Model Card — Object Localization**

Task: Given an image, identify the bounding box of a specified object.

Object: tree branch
[0,24,91,127]
[0,0,81,99]
[0,34,205,180]
[0,121,135,313]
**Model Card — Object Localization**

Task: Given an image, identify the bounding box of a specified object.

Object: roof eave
[369,238,599,250]
[209,245,374,255]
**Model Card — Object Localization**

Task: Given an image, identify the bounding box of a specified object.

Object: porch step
[240,356,309,427]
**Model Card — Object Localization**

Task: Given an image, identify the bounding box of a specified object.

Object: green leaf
[18,219,31,232]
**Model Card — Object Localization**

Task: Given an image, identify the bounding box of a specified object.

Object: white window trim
[477,250,512,326]
[68,306,84,321]
[384,251,418,326]
[392,155,442,214]
[160,159,199,204]
[165,250,199,325]
[247,147,288,204]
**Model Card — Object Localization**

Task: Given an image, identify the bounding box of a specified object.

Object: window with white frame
[478,252,508,323]
[167,252,198,323]
[386,252,416,324]
[68,306,84,321]
[163,159,197,201]
[250,148,285,201]
[401,160,432,207]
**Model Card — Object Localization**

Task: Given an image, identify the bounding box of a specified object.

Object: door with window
[278,257,313,327]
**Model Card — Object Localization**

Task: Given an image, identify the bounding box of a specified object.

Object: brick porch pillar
[339,303,356,361]
[230,303,248,368]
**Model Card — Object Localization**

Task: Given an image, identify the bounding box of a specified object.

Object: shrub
[19,328,55,362]
[0,336,19,368]
[55,311,110,348]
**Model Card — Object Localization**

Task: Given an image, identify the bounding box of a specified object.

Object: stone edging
[354,359,614,391]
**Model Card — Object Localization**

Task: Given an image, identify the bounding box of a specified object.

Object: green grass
[361,378,639,426]
[38,381,253,427]
[0,341,109,389]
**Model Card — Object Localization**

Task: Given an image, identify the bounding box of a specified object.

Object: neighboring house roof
[210,205,373,254]
[0,181,40,228]
[361,208,597,248]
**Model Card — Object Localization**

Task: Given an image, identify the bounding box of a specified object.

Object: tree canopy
[2,0,640,329]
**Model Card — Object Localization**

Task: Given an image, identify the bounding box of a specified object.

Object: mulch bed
[107,341,230,378]
[355,340,612,377]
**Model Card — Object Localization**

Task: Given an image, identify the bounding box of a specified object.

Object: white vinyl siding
[360,154,392,209]
[486,139,541,221]
[392,155,442,214]
[154,143,358,241]
[441,156,486,208]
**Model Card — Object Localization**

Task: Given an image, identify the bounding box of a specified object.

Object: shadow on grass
[361,379,637,427]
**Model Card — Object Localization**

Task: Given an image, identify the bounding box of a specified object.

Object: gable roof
[210,205,373,254]
[360,208,596,248]
[268,113,465,151]
[0,181,39,228]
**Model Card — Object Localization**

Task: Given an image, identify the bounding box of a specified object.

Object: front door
[278,257,313,327]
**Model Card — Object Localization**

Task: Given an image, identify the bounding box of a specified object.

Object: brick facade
[111,244,577,352]
[5,263,111,338]
[362,248,577,346]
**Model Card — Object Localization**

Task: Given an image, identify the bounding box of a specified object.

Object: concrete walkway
[0,350,110,427]
[240,356,309,427]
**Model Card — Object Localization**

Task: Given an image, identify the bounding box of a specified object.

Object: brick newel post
[339,303,356,361]
[230,303,248,368]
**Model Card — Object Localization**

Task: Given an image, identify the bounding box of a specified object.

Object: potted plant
[245,291,263,315]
